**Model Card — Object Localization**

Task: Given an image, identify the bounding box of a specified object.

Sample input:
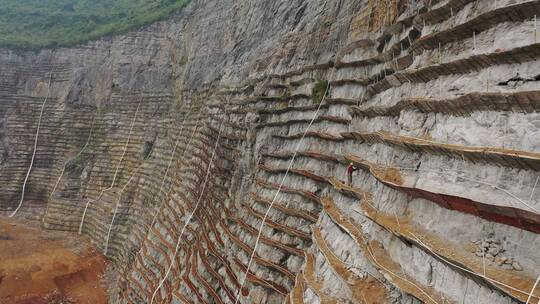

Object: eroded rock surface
[0,0,539,303]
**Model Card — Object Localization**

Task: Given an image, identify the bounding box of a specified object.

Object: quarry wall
[1,0,539,303]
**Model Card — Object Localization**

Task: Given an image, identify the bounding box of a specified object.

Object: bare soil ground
[0,216,109,304]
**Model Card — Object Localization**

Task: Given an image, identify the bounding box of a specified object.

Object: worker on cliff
[347,162,358,186]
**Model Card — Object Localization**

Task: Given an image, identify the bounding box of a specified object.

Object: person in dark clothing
[347,162,358,186]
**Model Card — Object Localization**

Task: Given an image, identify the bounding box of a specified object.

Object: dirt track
[0,217,109,304]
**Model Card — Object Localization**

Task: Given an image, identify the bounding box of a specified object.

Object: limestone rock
[0,1,539,304]
[512,262,523,271]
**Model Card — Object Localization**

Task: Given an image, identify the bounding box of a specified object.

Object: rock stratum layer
[1,0,540,303]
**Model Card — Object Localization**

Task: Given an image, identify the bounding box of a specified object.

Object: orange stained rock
[302,253,339,304]
[347,130,540,164]
[328,176,372,201]
[220,212,304,256]
[240,202,311,240]
[290,272,305,304]
[0,216,109,304]
[320,197,448,304]
[191,247,221,304]
[250,192,318,222]
[284,294,292,304]
[327,153,540,235]
[263,151,339,163]
[299,151,340,163]
[172,289,193,304]
[360,202,540,303]
[259,164,329,185]
[197,247,237,303]
[278,128,540,169]
[232,258,289,295]
[275,131,344,141]
[125,273,148,302]
[196,226,242,290]
[182,248,208,303]
[312,227,388,303]
[218,214,296,280]
[345,155,403,186]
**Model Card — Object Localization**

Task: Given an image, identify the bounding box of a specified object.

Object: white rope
[103,108,159,255]
[104,103,197,256]
[270,148,539,300]
[79,101,141,234]
[350,160,540,301]
[526,274,540,304]
[104,163,143,255]
[364,165,540,301]
[272,151,539,302]
[312,226,389,289]
[482,247,486,276]
[43,116,96,222]
[111,103,141,188]
[529,176,539,203]
[234,75,334,304]
[10,73,52,217]
[129,104,204,298]
[150,100,227,304]
[395,166,540,215]
[364,194,540,302]
[349,211,441,304]
[44,166,65,219]
[408,230,540,301]
[148,103,200,229]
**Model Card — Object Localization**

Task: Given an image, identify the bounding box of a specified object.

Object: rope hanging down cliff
[234,70,334,304]
[126,104,205,289]
[10,73,52,218]
[43,116,96,223]
[149,101,200,229]
[123,103,205,303]
[357,183,539,303]
[150,97,230,304]
[104,101,198,256]
[78,100,141,234]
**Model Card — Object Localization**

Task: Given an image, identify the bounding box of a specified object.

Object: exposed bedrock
[0,0,539,303]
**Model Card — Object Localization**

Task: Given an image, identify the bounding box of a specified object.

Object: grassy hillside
[0,0,189,50]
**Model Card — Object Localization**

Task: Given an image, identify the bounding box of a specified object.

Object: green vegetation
[311,79,329,104]
[0,0,189,50]
[277,101,289,110]
[142,141,154,160]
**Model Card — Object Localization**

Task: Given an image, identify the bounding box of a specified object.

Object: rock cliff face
[1,0,540,303]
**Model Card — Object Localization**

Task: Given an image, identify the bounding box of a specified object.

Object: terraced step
[321,197,447,304]
[274,130,540,170]
[352,90,540,116]
[263,149,540,235]
[311,227,389,303]
[356,199,540,302]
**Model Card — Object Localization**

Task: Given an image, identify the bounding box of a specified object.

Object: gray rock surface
[0,0,539,303]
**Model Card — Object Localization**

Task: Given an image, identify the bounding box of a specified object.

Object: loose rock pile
[469,237,523,271]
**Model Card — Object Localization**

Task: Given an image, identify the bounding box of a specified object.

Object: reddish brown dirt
[0,217,109,304]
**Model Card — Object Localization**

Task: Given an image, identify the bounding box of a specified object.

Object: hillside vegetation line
[0,0,189,50]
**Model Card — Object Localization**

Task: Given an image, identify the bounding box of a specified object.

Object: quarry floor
[0,216,109,304]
